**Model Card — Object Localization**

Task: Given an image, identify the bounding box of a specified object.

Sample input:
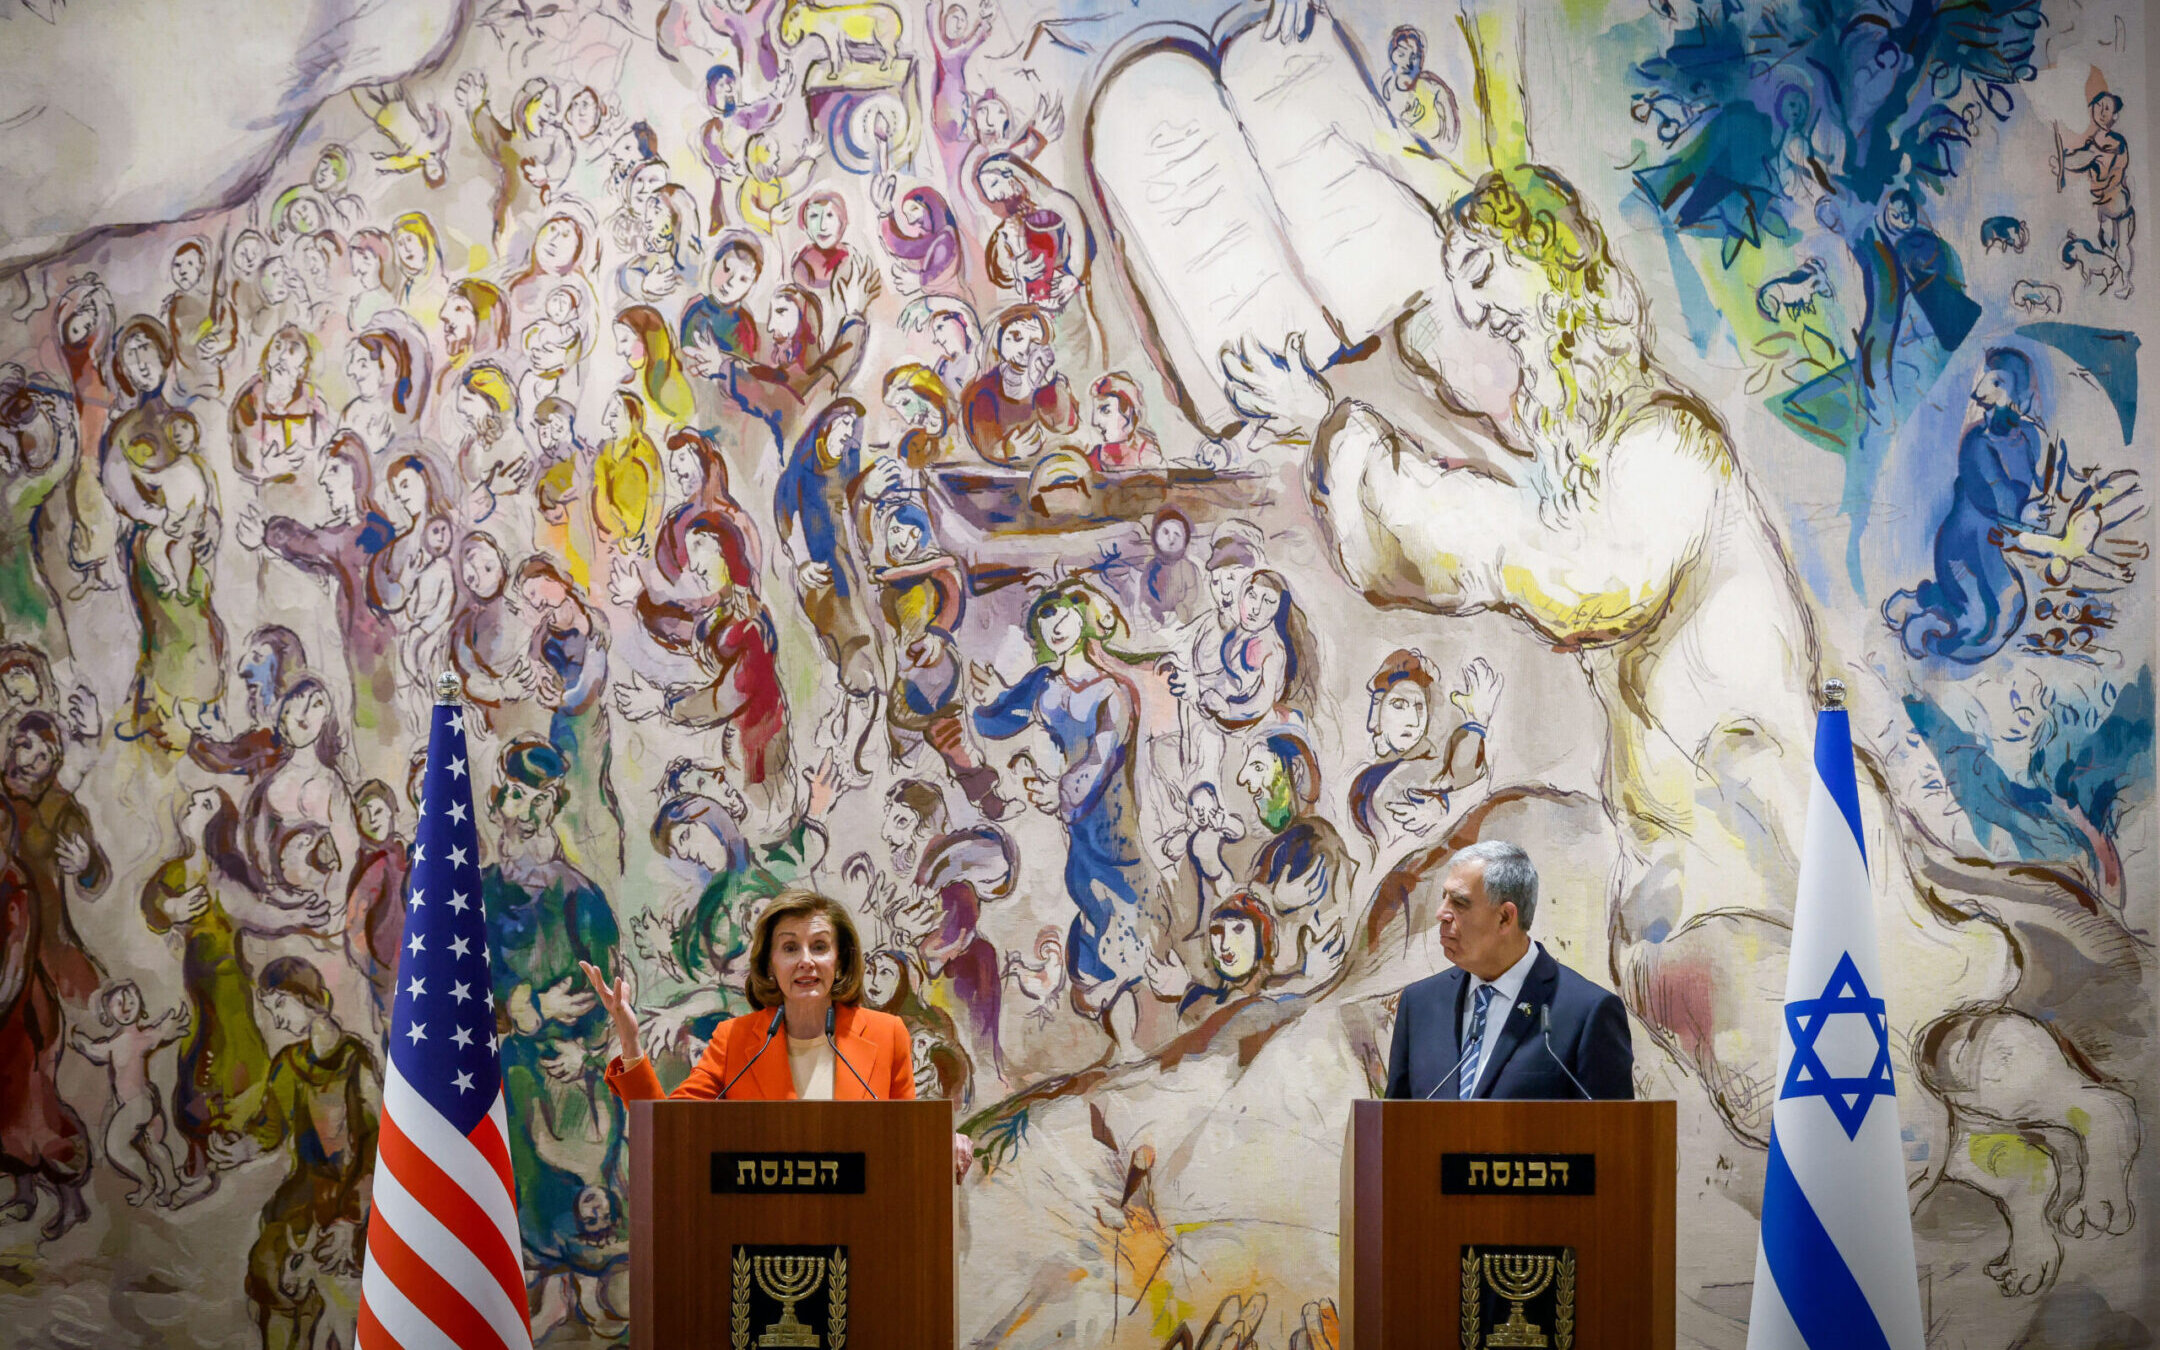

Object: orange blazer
[605,1003,916,1102]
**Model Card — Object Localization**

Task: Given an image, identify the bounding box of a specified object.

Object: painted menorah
[754,1254,827,1348]
[1481,1252,1558,1349]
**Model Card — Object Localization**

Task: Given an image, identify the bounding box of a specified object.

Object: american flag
[359,694,535,1350]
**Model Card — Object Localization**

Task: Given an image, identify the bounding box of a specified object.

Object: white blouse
[786,1034,835,1101]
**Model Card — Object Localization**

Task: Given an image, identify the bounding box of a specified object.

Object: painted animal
[2010,280,2063,315]
[2062,231,2121,289]
[1754,256,1834,322]
[1981,216,2030,254]
[1002,926,1067,1026]
[777,0,904,77]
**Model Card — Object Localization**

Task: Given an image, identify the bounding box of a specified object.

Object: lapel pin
[1518,1001,1532,1015]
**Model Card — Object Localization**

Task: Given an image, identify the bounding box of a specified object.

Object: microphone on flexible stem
[827,1005,879,1100]
[1539,1004,1593,1101]
[716,1006,786,1100]
[1422,1033,1486,1101]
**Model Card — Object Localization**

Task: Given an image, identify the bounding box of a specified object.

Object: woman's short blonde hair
[745,888,866,1010]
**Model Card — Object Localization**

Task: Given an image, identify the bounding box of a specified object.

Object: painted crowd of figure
[0,3,1508,1342]
[0,0,2151,1345]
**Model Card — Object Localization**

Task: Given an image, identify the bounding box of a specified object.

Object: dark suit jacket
[1384,943,1634,1101]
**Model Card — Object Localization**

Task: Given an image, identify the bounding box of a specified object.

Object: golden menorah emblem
[731,1247,850,1350]
[1481,1252,1557,1348]
[1460,1246,1575,1350]
[753,1254,827,1348]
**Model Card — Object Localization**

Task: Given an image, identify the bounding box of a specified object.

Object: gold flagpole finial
[1821,678,1847,710]
[435,671,464,705]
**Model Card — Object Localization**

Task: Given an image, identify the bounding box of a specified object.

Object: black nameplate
[712,1152,866,1194]
[1441,1153,1595,1195]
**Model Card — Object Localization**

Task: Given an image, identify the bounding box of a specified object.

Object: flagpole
[1820,676,1845,710]
[435,669,463,705]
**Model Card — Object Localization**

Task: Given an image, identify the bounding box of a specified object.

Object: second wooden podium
[1341,1099,1676,1348]
[628,1099,954,1348]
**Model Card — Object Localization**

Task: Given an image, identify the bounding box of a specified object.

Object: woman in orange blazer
[581,886,974,1178]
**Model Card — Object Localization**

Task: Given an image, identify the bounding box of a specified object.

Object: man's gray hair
[1448,840,1538,931]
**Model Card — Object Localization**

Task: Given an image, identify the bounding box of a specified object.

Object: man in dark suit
[1385,840,1633,1100]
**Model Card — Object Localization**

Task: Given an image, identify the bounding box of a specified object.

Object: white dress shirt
[1462,941,1539,1095]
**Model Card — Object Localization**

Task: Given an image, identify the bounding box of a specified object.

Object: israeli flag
[1747,698,1925,1350]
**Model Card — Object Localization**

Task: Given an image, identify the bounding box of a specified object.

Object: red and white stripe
[359,1065,534,1350]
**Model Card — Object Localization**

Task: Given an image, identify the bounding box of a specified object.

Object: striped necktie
[1460,984,1497,1100]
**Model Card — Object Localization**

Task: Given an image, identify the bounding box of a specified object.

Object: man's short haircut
[1449,839,1539,931]
[260,955,333,1012]
[887,777,946,830]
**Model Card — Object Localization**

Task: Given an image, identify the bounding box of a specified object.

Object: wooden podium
[628,1100,953,1348]
[1340,1100,1675,1348]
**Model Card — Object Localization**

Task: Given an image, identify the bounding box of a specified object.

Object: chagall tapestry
[0,0,2152,1345]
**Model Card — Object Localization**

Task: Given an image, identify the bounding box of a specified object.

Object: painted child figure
[520,284,587,408]
[274,827,340,924]
[133,412,212,596]
[1156,782,1248,940]
[69,981,188,1206]
[396,515,458,710]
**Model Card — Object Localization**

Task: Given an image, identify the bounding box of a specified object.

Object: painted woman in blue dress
[971,580,1154,1026]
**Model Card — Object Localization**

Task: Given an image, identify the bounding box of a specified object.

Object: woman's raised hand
[579,959,643,1066]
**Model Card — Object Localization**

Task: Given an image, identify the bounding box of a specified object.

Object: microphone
[826,1005,878,1100]
[1421,1031,1486,1101]
[1539,1004,1592,1101]
[716,1007,786,1100]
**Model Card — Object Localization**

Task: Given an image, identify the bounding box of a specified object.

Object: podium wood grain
[1341,1099,1676,1348]
[629,1099,955,1348]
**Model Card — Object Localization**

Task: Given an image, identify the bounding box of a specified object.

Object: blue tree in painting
[1632,0,2048,572]
[1904,667,2153,922]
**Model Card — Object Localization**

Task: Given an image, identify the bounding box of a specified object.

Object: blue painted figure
[971,581,1152,1007]
[774,398,882,766]
[1884,349,2046,662]
[481,736,627,1341]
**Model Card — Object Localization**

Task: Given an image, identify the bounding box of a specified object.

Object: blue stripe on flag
[1761,1132,1893,1350]
[1812,708,1867,868]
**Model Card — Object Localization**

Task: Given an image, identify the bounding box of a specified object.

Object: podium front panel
[630,1099,954,1348]
[1343,1099,1675,1349]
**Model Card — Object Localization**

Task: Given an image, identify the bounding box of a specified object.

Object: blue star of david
[1781,951,1896,1140]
